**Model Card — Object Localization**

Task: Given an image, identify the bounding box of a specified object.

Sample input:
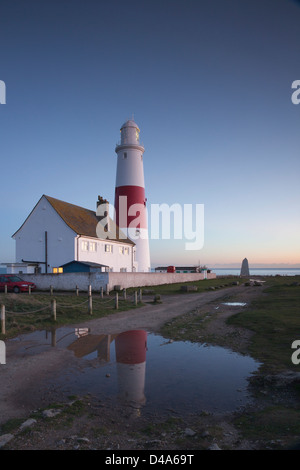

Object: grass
[227,276,300,372]
[0,291,141,339]
[159,275,300,373]
[234,405,300,449]
[225,275,300,448]
[0,277,244,339]
[137,276,243,296]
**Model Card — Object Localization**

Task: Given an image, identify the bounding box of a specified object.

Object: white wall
[6,264,36,274]
[13,196,136,273]
[77,237,135,272]
[107,272,216,290]
[21,272,109,291]
[20,271,216,292]
[13,196,76,273]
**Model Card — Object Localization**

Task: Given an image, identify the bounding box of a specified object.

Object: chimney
[96,195,110,235]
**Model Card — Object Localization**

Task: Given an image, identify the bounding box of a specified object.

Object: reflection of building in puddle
[67,333,118,361]
[75,328,90,338]
[115,330,147,412]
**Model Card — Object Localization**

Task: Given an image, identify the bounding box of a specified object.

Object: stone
[180,285,198,292]
[184,428,196,437]
[76,437,90,443]
[19,418,37,431]
[240,258,250,277]
[0,434,14,448]
[42,409,62,418]
[208,443,221,450]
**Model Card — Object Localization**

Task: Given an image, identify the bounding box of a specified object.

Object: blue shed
[60,261,109,273]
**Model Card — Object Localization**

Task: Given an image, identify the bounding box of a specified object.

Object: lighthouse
[114,119,151,272]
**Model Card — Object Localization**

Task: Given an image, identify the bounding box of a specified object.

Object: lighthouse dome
[120,119,140,131]
[119,118,142,146]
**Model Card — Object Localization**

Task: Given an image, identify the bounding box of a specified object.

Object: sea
[213,268,300,277]
[1,266,300,277]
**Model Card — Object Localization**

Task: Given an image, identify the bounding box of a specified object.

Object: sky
[0,0,299,269]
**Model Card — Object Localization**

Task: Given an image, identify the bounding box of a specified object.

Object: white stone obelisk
[240,258,250,277]
[114,119,151,272]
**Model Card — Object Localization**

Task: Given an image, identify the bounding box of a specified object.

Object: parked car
[0,275,36,293]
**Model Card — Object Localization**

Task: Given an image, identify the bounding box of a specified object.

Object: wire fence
[0,285,145,335]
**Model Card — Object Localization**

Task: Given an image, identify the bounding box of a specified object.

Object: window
[120,268,127,272]
[105,244,113,253]
[90,242,96,252]
[124,247,129,255]
[123,152,127,159]
[81,241,88,251]
[119,246,124,254]
[53,267,63,274]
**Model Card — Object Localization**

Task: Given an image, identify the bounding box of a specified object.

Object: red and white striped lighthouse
[114,119,151,272]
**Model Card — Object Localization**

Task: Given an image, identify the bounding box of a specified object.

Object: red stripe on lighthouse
[115,330,147,364]
[115,185,147,229]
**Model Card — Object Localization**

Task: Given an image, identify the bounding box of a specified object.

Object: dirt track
[0,284,266,450]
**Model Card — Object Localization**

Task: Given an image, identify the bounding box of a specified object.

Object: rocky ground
[1,284,299,451]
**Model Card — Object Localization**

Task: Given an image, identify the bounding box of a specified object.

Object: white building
[9,194,136,274]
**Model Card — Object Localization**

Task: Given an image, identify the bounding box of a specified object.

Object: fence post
[115,292,119,309]
[123,288,126,300]
[1,305,5,335]
[4,285,7,295]
[106,285,109,296]
[134,291,138,306]
[100,287,103,298]
[88,295,93,315]
[76,285,79,297]
[88,285,92,297]
[50,285,53,296]
[139,288,142,302]
[51,299,56,321]
[28,285,31,295]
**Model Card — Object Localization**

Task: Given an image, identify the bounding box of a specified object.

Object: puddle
[222,302,247,306]
[13,327,260,415]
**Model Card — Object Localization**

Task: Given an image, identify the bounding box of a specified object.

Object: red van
[167,266,176,273]
[0,275,36,293]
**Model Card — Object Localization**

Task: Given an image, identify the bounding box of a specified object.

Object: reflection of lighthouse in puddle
[115,330,147,411]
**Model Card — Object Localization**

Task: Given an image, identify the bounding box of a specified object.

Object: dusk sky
[0,0,299,269]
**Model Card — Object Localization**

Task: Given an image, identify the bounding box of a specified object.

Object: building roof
[60,261,109,268]
[13,195,135,245]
